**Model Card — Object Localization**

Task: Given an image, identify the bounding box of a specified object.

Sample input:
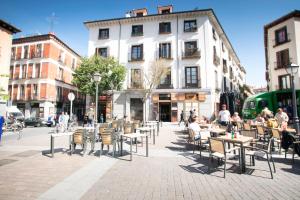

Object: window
[71,58,76,70]
[184,20,197,32]
[276,49,289,69]
[159,22,171,34]
[132,25,143,36]
[136,12,143,17]
[221,43,225,52]
[184,41,199,57]
[215,70,219,89]
[20,85,25,98]
[212,28,217,40]
[95,48,108,58]
[131,69,142,88]
[33,84,38,96]
[58,50,65,63]
[258,100,268,109]
[279,74,291,89]
[213,45,220,65]
[98,28,109,39]
[9,66,13,79]
[36,44,42,57]
[11,47,16,59]
[275,26,288,45]
[160,68,171,85]
[161,9,170,14]
[58,67,64,80]
[159,43,171,59]
[223,59,228,73]
[23,45,29,59]
[35,63,40,78]
[56,86,62,100]
[185,67,198,87]
[131,44,143,61]
[22,64,27,78]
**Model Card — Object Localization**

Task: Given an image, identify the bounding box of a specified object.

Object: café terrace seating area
[47,118,300,180]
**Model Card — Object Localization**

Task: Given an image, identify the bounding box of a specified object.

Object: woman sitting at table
[189,116,202,141]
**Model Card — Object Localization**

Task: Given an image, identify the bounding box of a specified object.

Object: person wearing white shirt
[218,104,231,126]
[189,116,201,141]
[64,112,70,131]
[275,108,289,125]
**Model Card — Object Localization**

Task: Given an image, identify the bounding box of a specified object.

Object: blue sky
[1,0,299,87]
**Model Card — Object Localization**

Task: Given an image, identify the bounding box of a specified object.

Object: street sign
[68,92,75,101]
[68,92,75,119]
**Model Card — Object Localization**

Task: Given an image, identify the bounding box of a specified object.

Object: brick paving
[0,125,300,200]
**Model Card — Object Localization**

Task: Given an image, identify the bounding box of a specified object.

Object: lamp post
[93,72,101,124]
[285,63,299,133]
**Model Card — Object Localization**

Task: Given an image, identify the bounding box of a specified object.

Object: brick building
[9,33,85,120]
[0,19,20,102]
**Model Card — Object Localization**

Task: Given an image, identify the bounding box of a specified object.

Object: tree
[0,74,9,100]
[142,59,170,121]
[72,56,126,96]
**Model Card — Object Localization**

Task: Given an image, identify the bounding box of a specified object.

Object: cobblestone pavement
[0,124,300,200]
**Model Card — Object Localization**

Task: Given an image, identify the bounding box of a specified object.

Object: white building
[264,10,300,91]
[85,6,246,122]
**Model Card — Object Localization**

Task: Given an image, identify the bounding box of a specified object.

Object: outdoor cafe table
[120,133,149,161]
[147,121,160,134]
[50,132,73,158]
[218,135,254,173]
[137,127,155,144]
[210,128,226,137]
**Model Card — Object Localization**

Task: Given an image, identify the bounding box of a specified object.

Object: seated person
[188,116,201,141]
[275,108,289,126]
[255,114,265,124]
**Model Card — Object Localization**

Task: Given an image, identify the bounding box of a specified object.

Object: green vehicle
[242,90,300,120]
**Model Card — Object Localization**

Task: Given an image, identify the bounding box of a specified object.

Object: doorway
[159,102,171,122]
[130,98,143,121]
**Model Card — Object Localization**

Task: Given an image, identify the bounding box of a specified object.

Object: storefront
[152,92,207,122]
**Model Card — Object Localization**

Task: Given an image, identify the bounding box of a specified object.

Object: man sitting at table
[218,104,231,126]
[275,108,289,126]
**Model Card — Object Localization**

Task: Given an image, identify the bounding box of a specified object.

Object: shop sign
[185,93,197,100]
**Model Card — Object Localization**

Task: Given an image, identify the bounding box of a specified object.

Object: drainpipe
[118,21,121,63]
[176,15,179,88]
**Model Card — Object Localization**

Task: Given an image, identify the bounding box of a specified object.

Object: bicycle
[4,120,23,139]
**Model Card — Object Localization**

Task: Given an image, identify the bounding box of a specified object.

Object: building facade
[9,33,85,119]
[264,10,300,91]
[0,19,20,101]
[85,6,246,122]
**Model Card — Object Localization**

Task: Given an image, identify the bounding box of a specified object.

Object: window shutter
[95,48,98,56]
[197,66,201,88]
[276,51,281,68]
[141,44,144,59]
[159,43,162,58]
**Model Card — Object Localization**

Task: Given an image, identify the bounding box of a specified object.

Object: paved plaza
[0,124,300,200]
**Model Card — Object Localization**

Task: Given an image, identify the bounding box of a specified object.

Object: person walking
[64,112,70,131]
[178,110,184,126]
[58,112,65,132]
[0,114,4,143]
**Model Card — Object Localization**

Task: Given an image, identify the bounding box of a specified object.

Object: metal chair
[71,129,86,155]
[99,129,117,157]
[271,128,282,154]
[208,137,241,178]
[244,137,276,179]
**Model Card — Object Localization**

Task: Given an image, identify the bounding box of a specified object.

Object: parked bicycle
[4,120,23,139]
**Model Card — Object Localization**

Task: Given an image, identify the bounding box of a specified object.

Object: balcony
[129,82,144,89]
[223,65,228,73]
[273,33,291,47]
[213,55,220,66]
[30,51,43,59]
[182,49,201,59]
[157,83,173,89]
[128,52,144,62]
[274,61,290,70]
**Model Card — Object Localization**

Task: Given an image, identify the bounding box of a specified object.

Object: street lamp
[285,63,299,133]
[93,72,101,124]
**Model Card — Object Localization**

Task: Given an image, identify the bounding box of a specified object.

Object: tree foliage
[72,56,126,96]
